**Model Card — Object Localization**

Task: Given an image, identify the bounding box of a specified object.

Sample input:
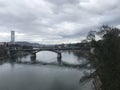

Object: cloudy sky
[0,0,120,44]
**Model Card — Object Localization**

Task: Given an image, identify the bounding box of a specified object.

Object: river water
[0,51,93,90]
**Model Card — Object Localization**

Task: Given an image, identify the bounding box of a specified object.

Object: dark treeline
[87,25,120,90]
[0,47,8,58]
[0,43,33,58]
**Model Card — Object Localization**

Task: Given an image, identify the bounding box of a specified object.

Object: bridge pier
[57,53,62,64]
[31,53,36,63]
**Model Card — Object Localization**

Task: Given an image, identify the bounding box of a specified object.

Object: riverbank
[0,47,31,60]
[0,47,8,60]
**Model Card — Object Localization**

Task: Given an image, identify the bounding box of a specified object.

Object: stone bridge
[9,48,62,64]
[8,47,90,64]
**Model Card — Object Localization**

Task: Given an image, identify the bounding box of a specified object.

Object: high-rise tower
[11,31,15,44]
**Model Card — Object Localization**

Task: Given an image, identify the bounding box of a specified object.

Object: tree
[87,30,96,41]
[88,25,120,90]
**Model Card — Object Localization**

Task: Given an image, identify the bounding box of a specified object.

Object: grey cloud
[46,0,80,5]
[0,0,120,44]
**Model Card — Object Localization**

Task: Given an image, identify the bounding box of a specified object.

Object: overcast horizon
[0,0,120,44]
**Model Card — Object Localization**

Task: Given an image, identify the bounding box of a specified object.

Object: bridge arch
[33,49,61,54]
[31,49,62,64]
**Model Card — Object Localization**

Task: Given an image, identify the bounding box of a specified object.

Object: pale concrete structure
[11,31,15,44]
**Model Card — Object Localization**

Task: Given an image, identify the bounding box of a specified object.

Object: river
[0,51,93,90]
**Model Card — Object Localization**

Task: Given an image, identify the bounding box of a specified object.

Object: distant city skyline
[0,0,120,44]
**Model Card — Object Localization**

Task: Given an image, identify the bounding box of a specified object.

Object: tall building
[11,31,15,44]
